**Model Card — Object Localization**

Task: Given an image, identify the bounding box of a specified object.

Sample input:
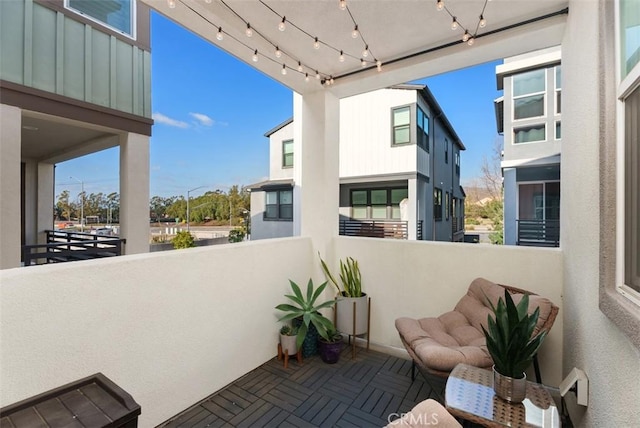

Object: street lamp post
[70,176,84,232]
[186,186,206,232]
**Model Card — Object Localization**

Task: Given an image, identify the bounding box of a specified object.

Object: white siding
[340,89,417,178]
[268,125,294,180]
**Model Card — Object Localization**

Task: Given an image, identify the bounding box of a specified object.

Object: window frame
[512,68,547,121]
[349,188,408,220]
[555,121,562,140]
[417,106,430,152]
[434,188,443,222]
[64,0,136,39]
[391,105,412,146]
[264,189,293,221]
[514,124,547,144]
[282,139,294,168]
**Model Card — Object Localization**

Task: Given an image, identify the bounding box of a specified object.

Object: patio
[160,348,443,428]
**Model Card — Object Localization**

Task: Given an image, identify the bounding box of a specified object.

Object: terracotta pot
[493,366,527,403]
[335,294,368,335]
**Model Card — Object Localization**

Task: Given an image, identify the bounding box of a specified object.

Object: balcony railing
[339,220,423,240]
[22,230,126,266]
[516,219,560,247]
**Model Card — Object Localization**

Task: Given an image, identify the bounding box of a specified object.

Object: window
[555,121,562,140]
[455,151,460,175]
[434,188,443,221]
[555,66,562,114]
[65,0,135,37]
[350,188,408,220]
[513,69,546,120]
[392,106,411,145]
[264,189,293,220]
[444,139,449,163]
[445,192,450,220]
[417,107,429,151]
[514,124,546,143]
[282,140,293,168]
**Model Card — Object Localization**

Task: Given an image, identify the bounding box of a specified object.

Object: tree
[172,230,195,249]
[56,190,71,221]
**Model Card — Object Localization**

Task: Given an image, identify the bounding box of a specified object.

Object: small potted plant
[275,278,335,357]
[318,323,344,364]
[319,254,368,336]
[279,324,299,356]
[482,290,548,403]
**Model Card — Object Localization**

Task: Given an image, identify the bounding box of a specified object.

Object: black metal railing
[22,230,126,266]
[516,219,560,247]
[340,220,423,240]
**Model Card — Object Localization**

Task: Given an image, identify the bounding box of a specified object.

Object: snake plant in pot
[482,289,548,403]
[275,278,335,357]
[319,254,368,336]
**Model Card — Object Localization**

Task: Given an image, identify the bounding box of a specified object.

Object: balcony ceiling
[146,0,568,96]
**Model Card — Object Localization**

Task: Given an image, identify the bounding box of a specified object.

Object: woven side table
[445,364,560,428]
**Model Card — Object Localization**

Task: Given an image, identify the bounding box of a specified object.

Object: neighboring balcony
[516,219,560,247]
[339,219,423,240]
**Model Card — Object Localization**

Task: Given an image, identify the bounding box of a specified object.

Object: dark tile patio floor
[159,347,445,428]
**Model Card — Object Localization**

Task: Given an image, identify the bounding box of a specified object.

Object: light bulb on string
[479,15,487,28]
[352,25,359,38]
[315,70,321,80]
[278,17,286,32]
[376,60,382,72]
[339,51,345,62]
[330,77,335,84]
[167,0,176,8]
[436,0,444,11]
[281,64,287,75]
[339,0,346,11]
[313,37,320,50]
[252,50,259,62]
[361,58,367,68]
[305,73,310,82]
[275,46,282,58]
[216,27,224,41]
[297,62,303,72]
[245,23,253,37]
[467,37,475,46]
[362,45,369,58]
[451,18,458,30]
[462,30,470,42]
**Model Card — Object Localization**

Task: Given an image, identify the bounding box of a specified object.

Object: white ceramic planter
[280,334,298,356]
[336,294,368,336]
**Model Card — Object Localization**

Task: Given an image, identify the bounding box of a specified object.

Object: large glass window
[351,190,368,219]
[514,124,546,144]
[513,69,546,120]
[350,188,408,220]
[391,188,408,219]
[392,106,411,145]
[282,140,294,168]
[555,66,562,114]
[434,188,442,221]
[621,0,640,78]
[417,107,429,151]
[264,189,293,220]
[66,0,135,37]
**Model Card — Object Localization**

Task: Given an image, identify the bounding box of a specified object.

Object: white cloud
[152,113,189,128]
[189,112,214,127]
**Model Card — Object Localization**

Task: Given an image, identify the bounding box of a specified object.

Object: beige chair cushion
[386,399,461,427]
[395,278,554,374]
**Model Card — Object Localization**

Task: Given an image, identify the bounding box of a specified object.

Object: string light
[305,73,310,82]
[352,25,359,38]
[275,46,282,58]
[252,50,259,62]
[361,58,367,67]
[330,76,335,84]
[479,15,487,28]
[315,70,320,80]
[281,64,287,75]
[376,60,382,72]
[297,61,303,72]
[313,37,320,50]
[167,0,176,9]
[451,17,458,30]
[467,37,475,46]
[278,17,286,31]
[339,51,345,62]
[245,23,253,37]
[216,27,224,41]
[436,0,444,11]
[462,30,470,42]
[362,45,369,58]
[339,0,347,11]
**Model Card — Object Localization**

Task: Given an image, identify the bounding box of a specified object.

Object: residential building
[1,2,639,427]
[250,85,466,242]
[0,0,153,268]
[495,46,562,247]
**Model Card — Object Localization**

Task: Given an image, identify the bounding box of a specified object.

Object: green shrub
[172,230,195,249]
[228,227,245,243]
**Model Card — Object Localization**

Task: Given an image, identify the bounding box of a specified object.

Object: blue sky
[55,12,502,200]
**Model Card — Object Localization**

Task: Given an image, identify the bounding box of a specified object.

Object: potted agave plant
[482,290,548,403]
[318,323,344,364]
[319,254,368,337]
[275,278,335,358]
